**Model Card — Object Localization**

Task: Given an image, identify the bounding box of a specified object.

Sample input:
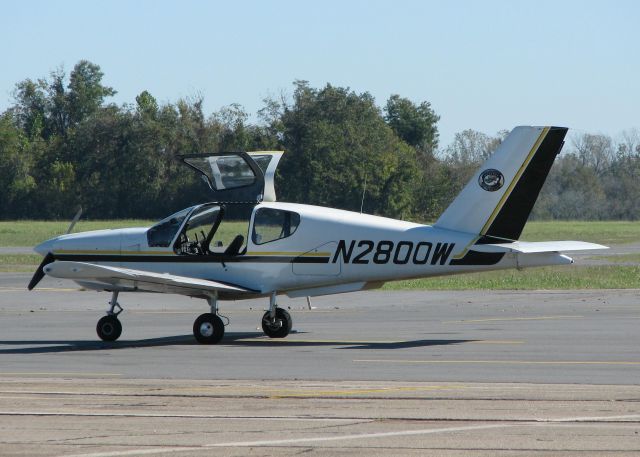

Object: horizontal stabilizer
[43,261,253,296]
[472,241,608,254]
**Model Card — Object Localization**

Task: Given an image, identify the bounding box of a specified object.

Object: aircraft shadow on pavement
[225,333,475,349]
[0,334,198,354]
[0,333,474,354]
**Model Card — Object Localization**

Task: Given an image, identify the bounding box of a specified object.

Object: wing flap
[472,241,608,254]
[43,261,252,296]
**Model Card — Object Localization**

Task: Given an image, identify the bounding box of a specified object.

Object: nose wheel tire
[193,313,225,344]
[96,315,122,341]
[262,308,292,338]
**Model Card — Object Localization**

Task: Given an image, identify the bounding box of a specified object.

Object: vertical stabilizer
[435,126,567,240]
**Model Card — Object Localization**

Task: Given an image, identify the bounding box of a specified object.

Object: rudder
[435,126,567,241]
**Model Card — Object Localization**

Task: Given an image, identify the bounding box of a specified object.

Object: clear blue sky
[2,0,638,147]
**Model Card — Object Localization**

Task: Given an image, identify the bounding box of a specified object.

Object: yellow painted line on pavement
[0,372,122,377]
[0,287,79,292]
[354,359,640,366]
[268,384,467,398]
[234,338,400,344]
[443,315,583,324]
[129,311,196,315]
[469,340,524,344]
[233,338,522,345]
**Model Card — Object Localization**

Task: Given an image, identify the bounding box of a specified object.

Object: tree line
[1,60,638,222]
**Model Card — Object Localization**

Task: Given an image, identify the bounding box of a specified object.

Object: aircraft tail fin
[434,126,567,241]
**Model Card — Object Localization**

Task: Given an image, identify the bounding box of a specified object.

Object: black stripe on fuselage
[52,254,331,264]
[449,250,505,266]
[475,235,516,245]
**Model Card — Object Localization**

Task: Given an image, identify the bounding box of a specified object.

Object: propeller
[28,206,82,291]
[27,252,55,291]
[66,206,83,234]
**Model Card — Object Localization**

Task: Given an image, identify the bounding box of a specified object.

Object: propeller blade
[66,206,83,234]
[27,253,55,291]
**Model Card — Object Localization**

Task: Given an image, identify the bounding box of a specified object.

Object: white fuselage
[35,201,572,298]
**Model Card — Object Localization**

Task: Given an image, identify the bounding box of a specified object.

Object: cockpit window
[251,155,274,174]
[168,203,252,256]
[252,208,300,245]
[175,205,222,255]
[147,207,192,247]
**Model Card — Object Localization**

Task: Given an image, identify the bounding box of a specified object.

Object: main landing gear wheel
[262,308,292,338]
[97,290,123,342]
[96,315,122,342]
[193,313,225,344]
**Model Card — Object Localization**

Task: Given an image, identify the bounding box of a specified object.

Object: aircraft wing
[42,261,254,296]
[472,241,608,254]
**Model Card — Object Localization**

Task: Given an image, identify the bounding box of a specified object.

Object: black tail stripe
[484,127,567,240]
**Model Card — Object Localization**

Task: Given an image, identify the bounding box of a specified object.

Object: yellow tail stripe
[479,127,549,236]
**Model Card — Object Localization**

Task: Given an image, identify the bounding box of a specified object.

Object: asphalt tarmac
[1,273,639,455]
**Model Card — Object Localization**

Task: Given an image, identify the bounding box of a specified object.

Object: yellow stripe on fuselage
[53,250,174,256]
[52,249,330,258]
[451,236,480,260]
[245,251,331,257]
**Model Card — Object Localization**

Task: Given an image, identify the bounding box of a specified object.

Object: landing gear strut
[193,293,225,344]
[96,290,123,342]
[262,291,292,338]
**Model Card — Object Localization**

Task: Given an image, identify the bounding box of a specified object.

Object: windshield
[182,205,221,252]
[174,204,226,255]
[147,207,193,248]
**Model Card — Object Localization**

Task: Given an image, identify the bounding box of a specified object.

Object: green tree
[135,90,159,118]
[0,114,37,217]
[268,82,420,217]
[384,94,439,159]
[67,60,116,126]
[11,79,47,140]
[383,95,442,221]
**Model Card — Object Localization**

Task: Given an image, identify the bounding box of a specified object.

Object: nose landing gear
[261,308,292,338]
[261,291,292,338]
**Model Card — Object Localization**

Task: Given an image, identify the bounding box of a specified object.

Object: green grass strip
[589,253,640,263]
[520,221,640,245]
[0,220,154,247]
[383,265,640,290]
[0,254,43,273]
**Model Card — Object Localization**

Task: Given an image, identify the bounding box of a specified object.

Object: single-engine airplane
[28,126,607,344]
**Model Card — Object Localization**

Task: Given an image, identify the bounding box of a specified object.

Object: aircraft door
[292,242,341,276]
[178,151,284,203]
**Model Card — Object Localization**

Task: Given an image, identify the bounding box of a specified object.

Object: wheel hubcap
[265,318,282,331]
[200,322,214,337]
[103,323,113,335]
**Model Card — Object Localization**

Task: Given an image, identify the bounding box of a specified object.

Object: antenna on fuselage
[66,206,83,234]
[360,174,367,214]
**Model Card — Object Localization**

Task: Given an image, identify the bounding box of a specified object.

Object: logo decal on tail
[478,169,504,192]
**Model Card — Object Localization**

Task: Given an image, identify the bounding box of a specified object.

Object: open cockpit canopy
[178,151,283,203]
